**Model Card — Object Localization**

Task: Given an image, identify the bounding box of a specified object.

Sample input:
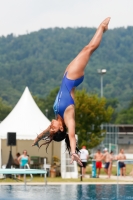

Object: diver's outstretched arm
[32,126,50,147]
[66,116,83,166]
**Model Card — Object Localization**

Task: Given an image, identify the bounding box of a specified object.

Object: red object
[96,161,102,168]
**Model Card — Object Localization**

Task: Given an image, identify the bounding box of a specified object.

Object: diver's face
[50,119,61,133]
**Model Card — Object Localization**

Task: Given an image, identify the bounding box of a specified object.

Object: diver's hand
[70,153,83,167]
[32,137,39,147]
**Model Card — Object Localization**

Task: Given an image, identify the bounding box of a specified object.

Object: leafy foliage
[0,98,12,121]
[115,98,133,124]
[0,27,133,110]
[105,98,119,123]
[75,90,114,149]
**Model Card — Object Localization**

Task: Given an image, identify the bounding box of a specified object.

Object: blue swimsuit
[53,72,84,118]
[20,156,28,167]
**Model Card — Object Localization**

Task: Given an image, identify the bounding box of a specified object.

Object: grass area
[0,176,119,183]
[0,175,133,184]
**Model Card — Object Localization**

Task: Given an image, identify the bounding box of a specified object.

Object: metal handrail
[24,164,33,183]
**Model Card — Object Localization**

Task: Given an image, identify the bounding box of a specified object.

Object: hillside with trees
[0,26,133,111]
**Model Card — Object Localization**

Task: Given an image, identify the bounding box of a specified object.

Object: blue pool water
[0,184,133,200]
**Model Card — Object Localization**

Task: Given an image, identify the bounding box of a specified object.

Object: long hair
[38,125,80,154]
[65,134,80,154]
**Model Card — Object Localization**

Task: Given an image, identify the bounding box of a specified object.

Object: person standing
[102,148,111,178]
[14,152,20,168]
[79,146,89,177]
[94,149,103,178]
[18,150,30,179]
[108,150,114,178]
[117,148,126,177]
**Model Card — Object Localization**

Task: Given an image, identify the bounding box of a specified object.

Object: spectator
[117,148,126,176]
[94,149,103,178]
[14,152,20,168]
[79,146,89,177]
[18,150,30,179]
[102,148,111,178]
[108,150,114,178]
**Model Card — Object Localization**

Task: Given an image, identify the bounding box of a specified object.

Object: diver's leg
[65,17,111,79]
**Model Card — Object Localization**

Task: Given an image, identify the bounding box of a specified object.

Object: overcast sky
[0,0,133,36]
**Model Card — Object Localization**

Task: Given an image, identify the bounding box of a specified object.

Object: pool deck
[0,182,133,185]
[0,175,133,185]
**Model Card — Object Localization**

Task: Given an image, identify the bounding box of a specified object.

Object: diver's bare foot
[70,153,83,167]
[100,17,111,32]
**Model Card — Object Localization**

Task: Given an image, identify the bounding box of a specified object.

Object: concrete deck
[0,175,133,185]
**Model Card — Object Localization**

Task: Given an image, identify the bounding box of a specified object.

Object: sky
[0,0,133,36]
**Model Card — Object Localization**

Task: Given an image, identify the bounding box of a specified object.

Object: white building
[93,124,133,154]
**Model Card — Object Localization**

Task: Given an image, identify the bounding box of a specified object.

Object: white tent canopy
[0,86,51,140]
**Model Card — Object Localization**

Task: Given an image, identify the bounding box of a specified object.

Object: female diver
[32,17,111,166]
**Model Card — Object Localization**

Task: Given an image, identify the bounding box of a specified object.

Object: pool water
[0,184,133,200]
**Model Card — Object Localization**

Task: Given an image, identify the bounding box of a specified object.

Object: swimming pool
[0,184,133,200]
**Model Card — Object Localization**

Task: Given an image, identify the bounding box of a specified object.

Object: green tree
[75,90,113,149]
[115,97,133,124]
[106,98,119,109]
[105,98,119,123]
[0,98,12,121]
[115,108,133,124]
[0,27,133,109]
